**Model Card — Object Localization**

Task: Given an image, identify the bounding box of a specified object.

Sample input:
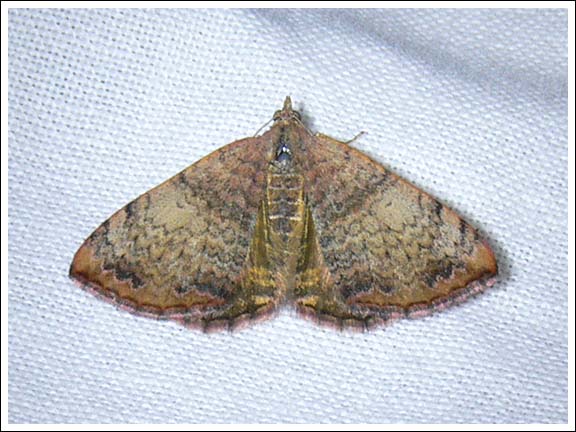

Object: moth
[70,97,497,331]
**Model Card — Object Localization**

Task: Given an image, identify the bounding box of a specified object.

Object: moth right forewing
[70,135,273,321]
[297,133,497,325]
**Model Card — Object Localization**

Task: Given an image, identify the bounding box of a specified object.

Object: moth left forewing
[295,133,497,329]
[70,135,279,330]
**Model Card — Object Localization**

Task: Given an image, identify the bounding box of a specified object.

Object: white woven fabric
[8,9,568,424]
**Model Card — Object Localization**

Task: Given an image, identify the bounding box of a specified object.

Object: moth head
[273,96,302,123]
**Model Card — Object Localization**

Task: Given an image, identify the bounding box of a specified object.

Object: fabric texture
[8,9,568,424]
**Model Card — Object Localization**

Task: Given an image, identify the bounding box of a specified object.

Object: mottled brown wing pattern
[70,136,277,331]
[295,133,497,329]
[71,98,497,332]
